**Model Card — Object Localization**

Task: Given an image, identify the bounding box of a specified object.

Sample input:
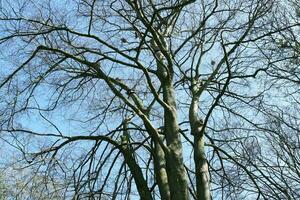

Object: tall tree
[0,0,299,199]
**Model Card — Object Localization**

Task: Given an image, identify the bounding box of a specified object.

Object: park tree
[0,0,299,199]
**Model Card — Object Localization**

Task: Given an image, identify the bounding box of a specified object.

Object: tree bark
[122,120,153,200]
[153,136,170,200]
[194,134,210,200]
[150,30,190,199]
[163,82,189,200]
[122,151,153,200]
[190,97,211,200]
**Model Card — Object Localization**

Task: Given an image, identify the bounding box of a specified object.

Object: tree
[0,0,299,199]
[0,175,8,200]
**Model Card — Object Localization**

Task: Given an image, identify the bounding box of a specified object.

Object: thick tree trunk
[163,83,189,200]
[152,35,189,199]
[190,97,211,200]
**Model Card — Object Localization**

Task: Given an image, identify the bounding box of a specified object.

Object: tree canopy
[0,0,299,199]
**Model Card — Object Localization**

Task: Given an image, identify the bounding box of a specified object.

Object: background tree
[0,0,299,199]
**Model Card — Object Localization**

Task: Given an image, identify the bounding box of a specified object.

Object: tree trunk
[190,97,211,200]
[194,134,210,200]
[122,120,153,200]
[153,136,170,200]
[163,83,189,200]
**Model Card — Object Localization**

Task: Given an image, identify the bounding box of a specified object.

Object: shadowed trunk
[163,82,189,200]
[122,119,153,200]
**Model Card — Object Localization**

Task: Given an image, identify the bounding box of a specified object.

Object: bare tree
[0,0,299,199]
